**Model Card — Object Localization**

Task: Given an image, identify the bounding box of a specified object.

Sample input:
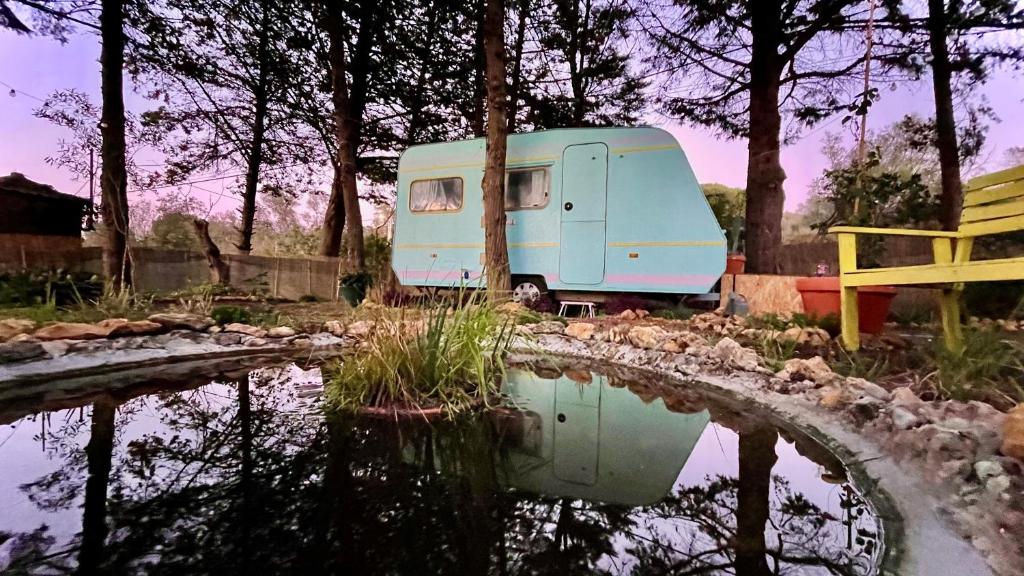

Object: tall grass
[324,289,516,416]
[922,329,1024,406]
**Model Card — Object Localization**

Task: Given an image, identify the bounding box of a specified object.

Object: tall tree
[131,0,304,254]
[645,0,870,273]
[881,0,1024,230]
[482,0,512,297]
[3,0,134,286]
[522,0,647,128]
[313,0,386,267]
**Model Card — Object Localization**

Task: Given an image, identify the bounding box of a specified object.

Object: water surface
[0,360,882,574]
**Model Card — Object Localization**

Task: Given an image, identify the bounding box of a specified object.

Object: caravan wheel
[512,280,542,305]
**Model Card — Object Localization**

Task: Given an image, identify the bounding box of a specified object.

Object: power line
[0,79,46,102]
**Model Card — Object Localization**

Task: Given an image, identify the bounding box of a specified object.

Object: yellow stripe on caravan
[396,242,559,250]
[608,144,677,155]
[608,240,725,248]
[399,155,558,175]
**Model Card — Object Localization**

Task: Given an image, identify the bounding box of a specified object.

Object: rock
[0,341,47,363]
[244,337,269,347]
[496,301,528,315]
[533,320,567,335]
[634,309,650,319]
[849,378,891,402]
[850,396,883,422]
[1001,404,1024,460]
[618,309,637,320]
[267,326,297,338]
[891,407,922,430]
[890,387,922,406]
[710,337,760,372]
[662,340,683,353]
[346,320,374,338]
[323,320,346,337]
[147,313,213,331]
[627,325,669,349]
[33,322,111,341]
[0,318,36,342]
[564,322,595,340]
[40,340,70,359]
[214,333,244,346]
[819,387,848,410]
[986,474,1011,495]
[777,356,835,385]
[96,318,164,337]
[223,323,268,338]
[207,325,223,334]
[974,459,1004,481]
[8,333,39,343]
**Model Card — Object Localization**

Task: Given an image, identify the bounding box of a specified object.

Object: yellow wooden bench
[830,164,1024,353]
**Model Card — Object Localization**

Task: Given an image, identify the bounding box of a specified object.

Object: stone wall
[0,246,343,301]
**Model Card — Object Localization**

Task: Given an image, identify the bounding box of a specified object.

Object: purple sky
[1,31,1021,215]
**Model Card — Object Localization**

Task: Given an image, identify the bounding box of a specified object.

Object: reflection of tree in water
[5,368,878,575]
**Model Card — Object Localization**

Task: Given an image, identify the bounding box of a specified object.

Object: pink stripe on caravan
[605,274,719,286]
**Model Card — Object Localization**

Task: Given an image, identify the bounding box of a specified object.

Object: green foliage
[812,151,937,267]
[753,335,799,373]
[0,270,102,308]
[702,183,745,252]
[211,305,252,325]
[651,304,695,321]
[340,272,374,292]
[324,291,516,416]
[147,211,200,250]
[831,348,891,382]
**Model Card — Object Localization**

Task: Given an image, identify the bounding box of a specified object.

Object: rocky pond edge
[1,311,1023,575]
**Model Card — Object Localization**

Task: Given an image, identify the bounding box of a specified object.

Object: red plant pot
[795,276,897,335]
[725,254,747,275]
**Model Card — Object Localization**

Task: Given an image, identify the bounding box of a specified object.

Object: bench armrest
[827,226,960,238]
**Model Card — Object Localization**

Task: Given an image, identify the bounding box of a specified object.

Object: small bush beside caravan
[391,127,726,304]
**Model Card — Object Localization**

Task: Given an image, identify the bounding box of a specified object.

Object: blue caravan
[391,127,725,304]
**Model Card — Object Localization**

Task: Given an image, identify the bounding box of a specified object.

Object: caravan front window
[505,168,549,210]
[410,177,463,212]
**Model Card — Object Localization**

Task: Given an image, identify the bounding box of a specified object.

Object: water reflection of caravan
[497,368,710,506]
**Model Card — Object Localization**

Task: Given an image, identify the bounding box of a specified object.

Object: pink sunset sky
[1,30,1021,217]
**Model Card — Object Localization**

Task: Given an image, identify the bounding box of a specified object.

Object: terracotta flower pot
[795,276,896,335]
[725,254,746,275]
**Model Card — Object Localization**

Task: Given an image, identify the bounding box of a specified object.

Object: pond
[0,359,884,575]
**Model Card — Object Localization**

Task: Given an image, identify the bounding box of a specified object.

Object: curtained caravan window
[505,168,549,210]
[410,177,464,212]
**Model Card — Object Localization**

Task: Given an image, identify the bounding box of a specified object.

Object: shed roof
[0,172,90,204]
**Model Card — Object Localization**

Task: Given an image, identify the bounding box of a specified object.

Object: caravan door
[559,143,608,285]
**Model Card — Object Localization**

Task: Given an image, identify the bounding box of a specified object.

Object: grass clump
[921,329,1024,406]
[324,290,516,416]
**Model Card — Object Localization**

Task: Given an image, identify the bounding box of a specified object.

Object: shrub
[211,305,252,325]
[324,290,515,416]
[0,269,101,308]
[962,280,1024,320]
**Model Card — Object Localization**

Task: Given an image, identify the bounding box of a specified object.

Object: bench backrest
[960,165,1024,236]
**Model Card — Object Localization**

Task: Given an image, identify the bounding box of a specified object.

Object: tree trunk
[192,218,231,284]
[77,399,116,575]
[734,426,777,576]
[318,164,345,256]
[506,0,529,134]
[237,0,271,254]
[99,0,131,288]
[927,0,963,231]
[326,9,365,271]
[482,0,511,298]
[470,0,487,137]
[743,0,786,274]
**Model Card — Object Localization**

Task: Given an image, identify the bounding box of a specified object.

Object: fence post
[273,258,281,298]
[306,259,313,296]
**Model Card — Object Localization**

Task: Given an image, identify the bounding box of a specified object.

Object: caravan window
[505,168,549,210]
[410,177,463,212]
